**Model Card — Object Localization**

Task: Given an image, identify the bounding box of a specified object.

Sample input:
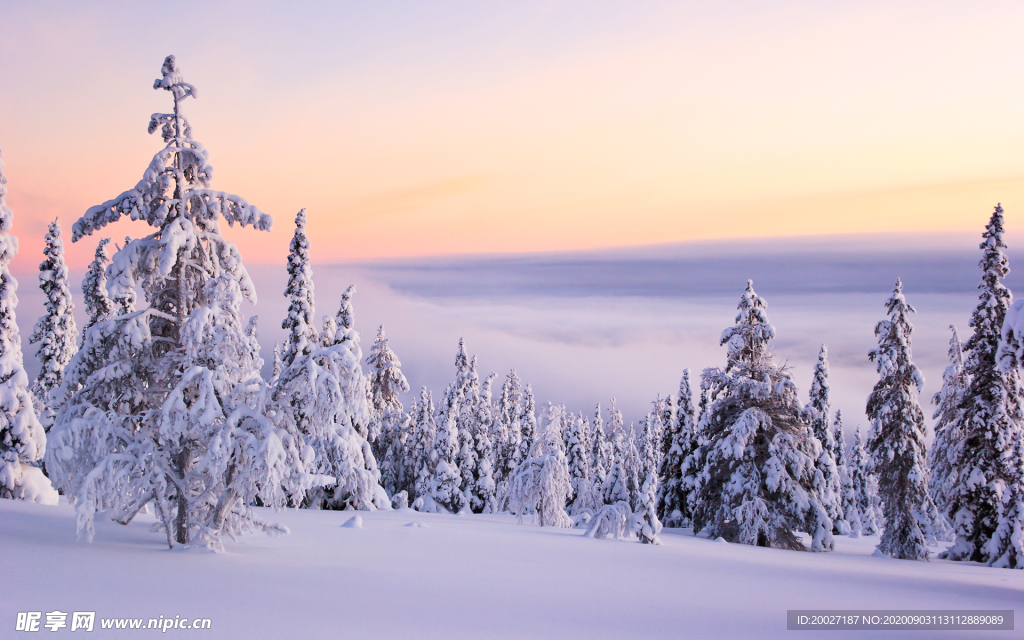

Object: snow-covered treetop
[29,218,79,402]
[80,238,113,339]
[71,55,272,243]
[935,325,968,404]
[808,344,829,415]
[869,278,924,392]
[720,280,775,372]
[282,208,317,367]
[338,285,356,330]
[606,398,624,437]
[153,54,197,104]
[966,204,1010,371]
[454,337,471,389]
[367,325,410,413]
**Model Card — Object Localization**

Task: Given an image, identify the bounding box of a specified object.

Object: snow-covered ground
[3,498,1020,639]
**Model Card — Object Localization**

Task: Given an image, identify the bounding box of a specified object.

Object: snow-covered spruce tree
[984,470,1024,569]
[46,57,310,546]
[602,426,630,506]
[409,387,440,510]
[465,372,497,513]
[834,410,857,536]
[269,341,283,385]
[942,206,1024,563]
[549,402,568,454]
[455,350,480,505]
[638,408,661,491]
[589,403,607,489]
[502,407,572,527]
[691,280,833,551]
[982,297,1024,567]
[365,325,411,497]
[29,218,79,431]
[79,237,114,346]
[278,283,387,511]
[656,392,677,479]
[806,344,846,534]
[623,426,644,510]
[845,427,877,536]
[866,279,942,560]
[587,471,663,543]
[635,471,663,544]
[833,411,846,477]
[658,369,697,527]
[431,380,464,513]
[0,147,57,504]
[491,369,522,496]
[566,410,597,515]
[659,394,674,451]
[574,416,603,517]
[515,383,537,470]
[599,397,628,505]
[928,326,968,518]
[280,209,317,370]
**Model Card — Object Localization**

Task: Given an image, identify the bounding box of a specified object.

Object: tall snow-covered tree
[502,407,572,527]
[691,280,833,551]
[410,387,438,509]
[807,344,845,534]
[280,209,317,369]
[569,412,602,516]
[590,403,609,490]
[46,57,309,547]
[29,218,78,431]
[929,326,968,518]
[833,411,846,473]
[658,369,697,527]
[941,206,1024,564]
[365,324,411,495]
[565,410,591,509]
[515,383,537,469]
[866,279,941,560]
[465,372,498,513]
[492,369,522,494]
[0,147,57,505]
[621,427,644,510]
[834,410,855,534]
[286,285,386,511]
[638,402,661,486]
[79,237,114,346]
[602,425,629,506]
[432,380,464,513]
[455,350,480,502]
[983,296,1024,567]
[846,426,878,537]
[269,341,283,384]
[636,471,663,544]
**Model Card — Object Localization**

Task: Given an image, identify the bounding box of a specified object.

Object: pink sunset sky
[0,0,1020,272]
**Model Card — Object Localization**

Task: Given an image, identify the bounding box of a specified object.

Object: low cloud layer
[16,234,1006,443]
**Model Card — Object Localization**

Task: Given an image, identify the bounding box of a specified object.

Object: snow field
[2,499,1020,640]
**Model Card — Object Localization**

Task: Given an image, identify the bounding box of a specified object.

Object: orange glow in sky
[0,1,1020,271]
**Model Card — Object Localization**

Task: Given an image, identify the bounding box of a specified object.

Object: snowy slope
[2,499,1020,639]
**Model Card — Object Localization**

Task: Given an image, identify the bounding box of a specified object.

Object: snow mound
[715,537,727,543]
[404,521,427,528]
[17,466,59,505]
[341,516,364,529]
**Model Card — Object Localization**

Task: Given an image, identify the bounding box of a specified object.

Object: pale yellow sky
[0,1,1020,270]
